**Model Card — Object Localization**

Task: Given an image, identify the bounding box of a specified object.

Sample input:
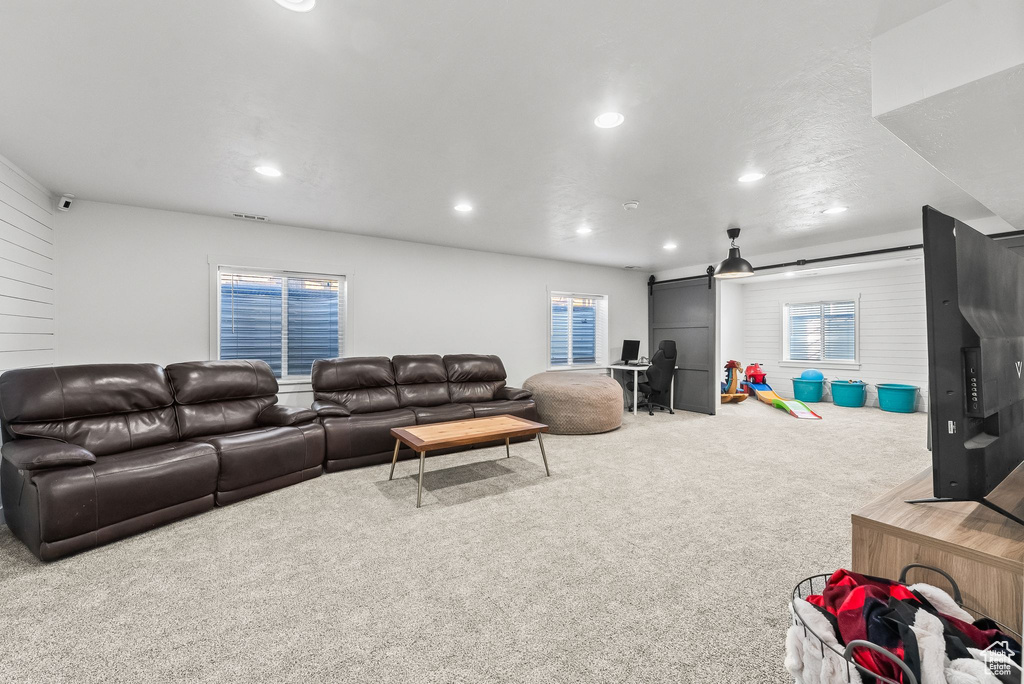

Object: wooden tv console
[851,467,1024,633]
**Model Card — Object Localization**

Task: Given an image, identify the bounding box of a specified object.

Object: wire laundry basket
[791,564,1022,684]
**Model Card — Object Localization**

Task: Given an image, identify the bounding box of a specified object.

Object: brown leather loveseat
[311,354,537,471]
[0,360,322,561]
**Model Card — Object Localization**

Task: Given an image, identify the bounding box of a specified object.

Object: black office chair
[627,340,677,415]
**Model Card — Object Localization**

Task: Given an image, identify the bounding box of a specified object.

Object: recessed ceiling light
[273,0,316,12]
[254,165,282,178]
[576,226,593,235]
[785,271,797,277]
[454,203,473,213]
[738,172,766,183]
[594,112,625,128]
[822,206,848,214]
[663,242,678,251]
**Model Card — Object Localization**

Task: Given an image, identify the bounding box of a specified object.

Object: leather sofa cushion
[91,442,218,529]
[444,354,507,403]
[312,356,395,390]
[256,405,317,426]
[190,423,324,493]
[166,360,278,405]
[393,355,447,383]
[311,400,350,417]
[176,397,276,440]
[412,403,474,425]
[398,383,451,408]
[469,399,539,421]
[11,407,179,457]
[394,355,451,407]
[496,386,532,401]
[311,357,400,414]
[321,408,416,462]
[28,441,218,541]
[0,363,173,423]
[2,439,96,470]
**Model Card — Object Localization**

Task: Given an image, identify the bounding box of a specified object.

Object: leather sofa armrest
[311,400,351,417]
[1,439,97,470]
[496,386,533,401]
[257,405,318,427]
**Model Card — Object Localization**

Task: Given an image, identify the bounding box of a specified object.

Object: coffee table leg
[416,450,427,508]
[537,433,550,476]
[389,439,401,480]
[505,437,510,458]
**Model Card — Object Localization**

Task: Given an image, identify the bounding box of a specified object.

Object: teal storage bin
[876,384,919,413]
[830,380,866,408]
[792,378,823,403]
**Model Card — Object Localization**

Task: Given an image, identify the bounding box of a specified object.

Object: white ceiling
[0,0,994,270]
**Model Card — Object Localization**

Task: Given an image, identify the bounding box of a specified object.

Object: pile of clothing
[786,569,1021,684]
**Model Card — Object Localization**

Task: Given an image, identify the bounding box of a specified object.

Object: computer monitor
[621,340,640,363]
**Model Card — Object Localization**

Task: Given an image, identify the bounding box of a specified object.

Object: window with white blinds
[549,293,608,367]
[219,268,345,379]
[784,300,857,363]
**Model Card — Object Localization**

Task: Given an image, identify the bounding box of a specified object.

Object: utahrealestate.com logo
[980,640,1020,677]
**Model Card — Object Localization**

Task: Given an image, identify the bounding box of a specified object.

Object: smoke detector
[623,200,640,211]
[232,212,270,222]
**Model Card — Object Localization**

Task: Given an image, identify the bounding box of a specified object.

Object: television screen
[922,206,1024,525]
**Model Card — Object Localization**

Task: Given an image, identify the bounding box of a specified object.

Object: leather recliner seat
[166,360,325,505]
[0,360,323,561]
[312,354,537,472]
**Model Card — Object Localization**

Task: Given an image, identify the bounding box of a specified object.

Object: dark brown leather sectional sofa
[0,360,320,561]
[311,354,537,471]
[0,354,535,561]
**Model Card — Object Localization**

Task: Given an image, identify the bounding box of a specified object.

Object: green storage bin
[792,378,823,403]
[830,380,866,408]
[876,384,919,413]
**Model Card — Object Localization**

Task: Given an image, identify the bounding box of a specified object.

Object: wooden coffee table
[389,415,551,507]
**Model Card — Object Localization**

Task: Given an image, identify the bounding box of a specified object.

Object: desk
[607,364,676,416]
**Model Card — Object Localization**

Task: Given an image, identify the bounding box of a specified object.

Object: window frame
[209,259,350,384]
[547,290,609,370]
[781,296,860,369]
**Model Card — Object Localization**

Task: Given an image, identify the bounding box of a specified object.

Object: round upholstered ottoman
[523,372,622,434]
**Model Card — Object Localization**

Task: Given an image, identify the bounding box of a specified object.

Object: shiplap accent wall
[740,262,928,410]
[0,156,55,372]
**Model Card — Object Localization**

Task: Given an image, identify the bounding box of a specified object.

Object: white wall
[714,280,745,405]
[738,262,928,411]
[0,155,55,372]
[55,201,650,405]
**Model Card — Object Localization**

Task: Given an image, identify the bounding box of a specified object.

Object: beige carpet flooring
[0,402,931,683]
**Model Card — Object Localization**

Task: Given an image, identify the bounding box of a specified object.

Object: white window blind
[219,268,346,379]
[785,300,856,362]
[550,293,608,367]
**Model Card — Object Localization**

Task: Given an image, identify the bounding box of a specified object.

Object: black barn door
[649,278,717,415]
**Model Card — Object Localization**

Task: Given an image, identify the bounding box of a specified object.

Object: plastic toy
[743,363,822,420]
[721,360,748,403]
[744,362,767,385]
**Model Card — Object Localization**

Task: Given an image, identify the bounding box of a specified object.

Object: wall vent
[232,212,269,222]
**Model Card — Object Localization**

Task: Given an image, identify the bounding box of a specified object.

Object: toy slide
[746,382,821,420]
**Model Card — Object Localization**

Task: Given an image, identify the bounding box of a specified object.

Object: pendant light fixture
[713,227,754,279]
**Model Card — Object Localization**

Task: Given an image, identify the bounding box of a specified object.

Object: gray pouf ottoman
[523,372,622,434]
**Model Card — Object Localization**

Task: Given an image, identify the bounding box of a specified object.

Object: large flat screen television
[917,206,1024,525]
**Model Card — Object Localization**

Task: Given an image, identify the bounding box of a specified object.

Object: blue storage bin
[876,384,919,413]
[830,380,866,408]
[792,378,823,403]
